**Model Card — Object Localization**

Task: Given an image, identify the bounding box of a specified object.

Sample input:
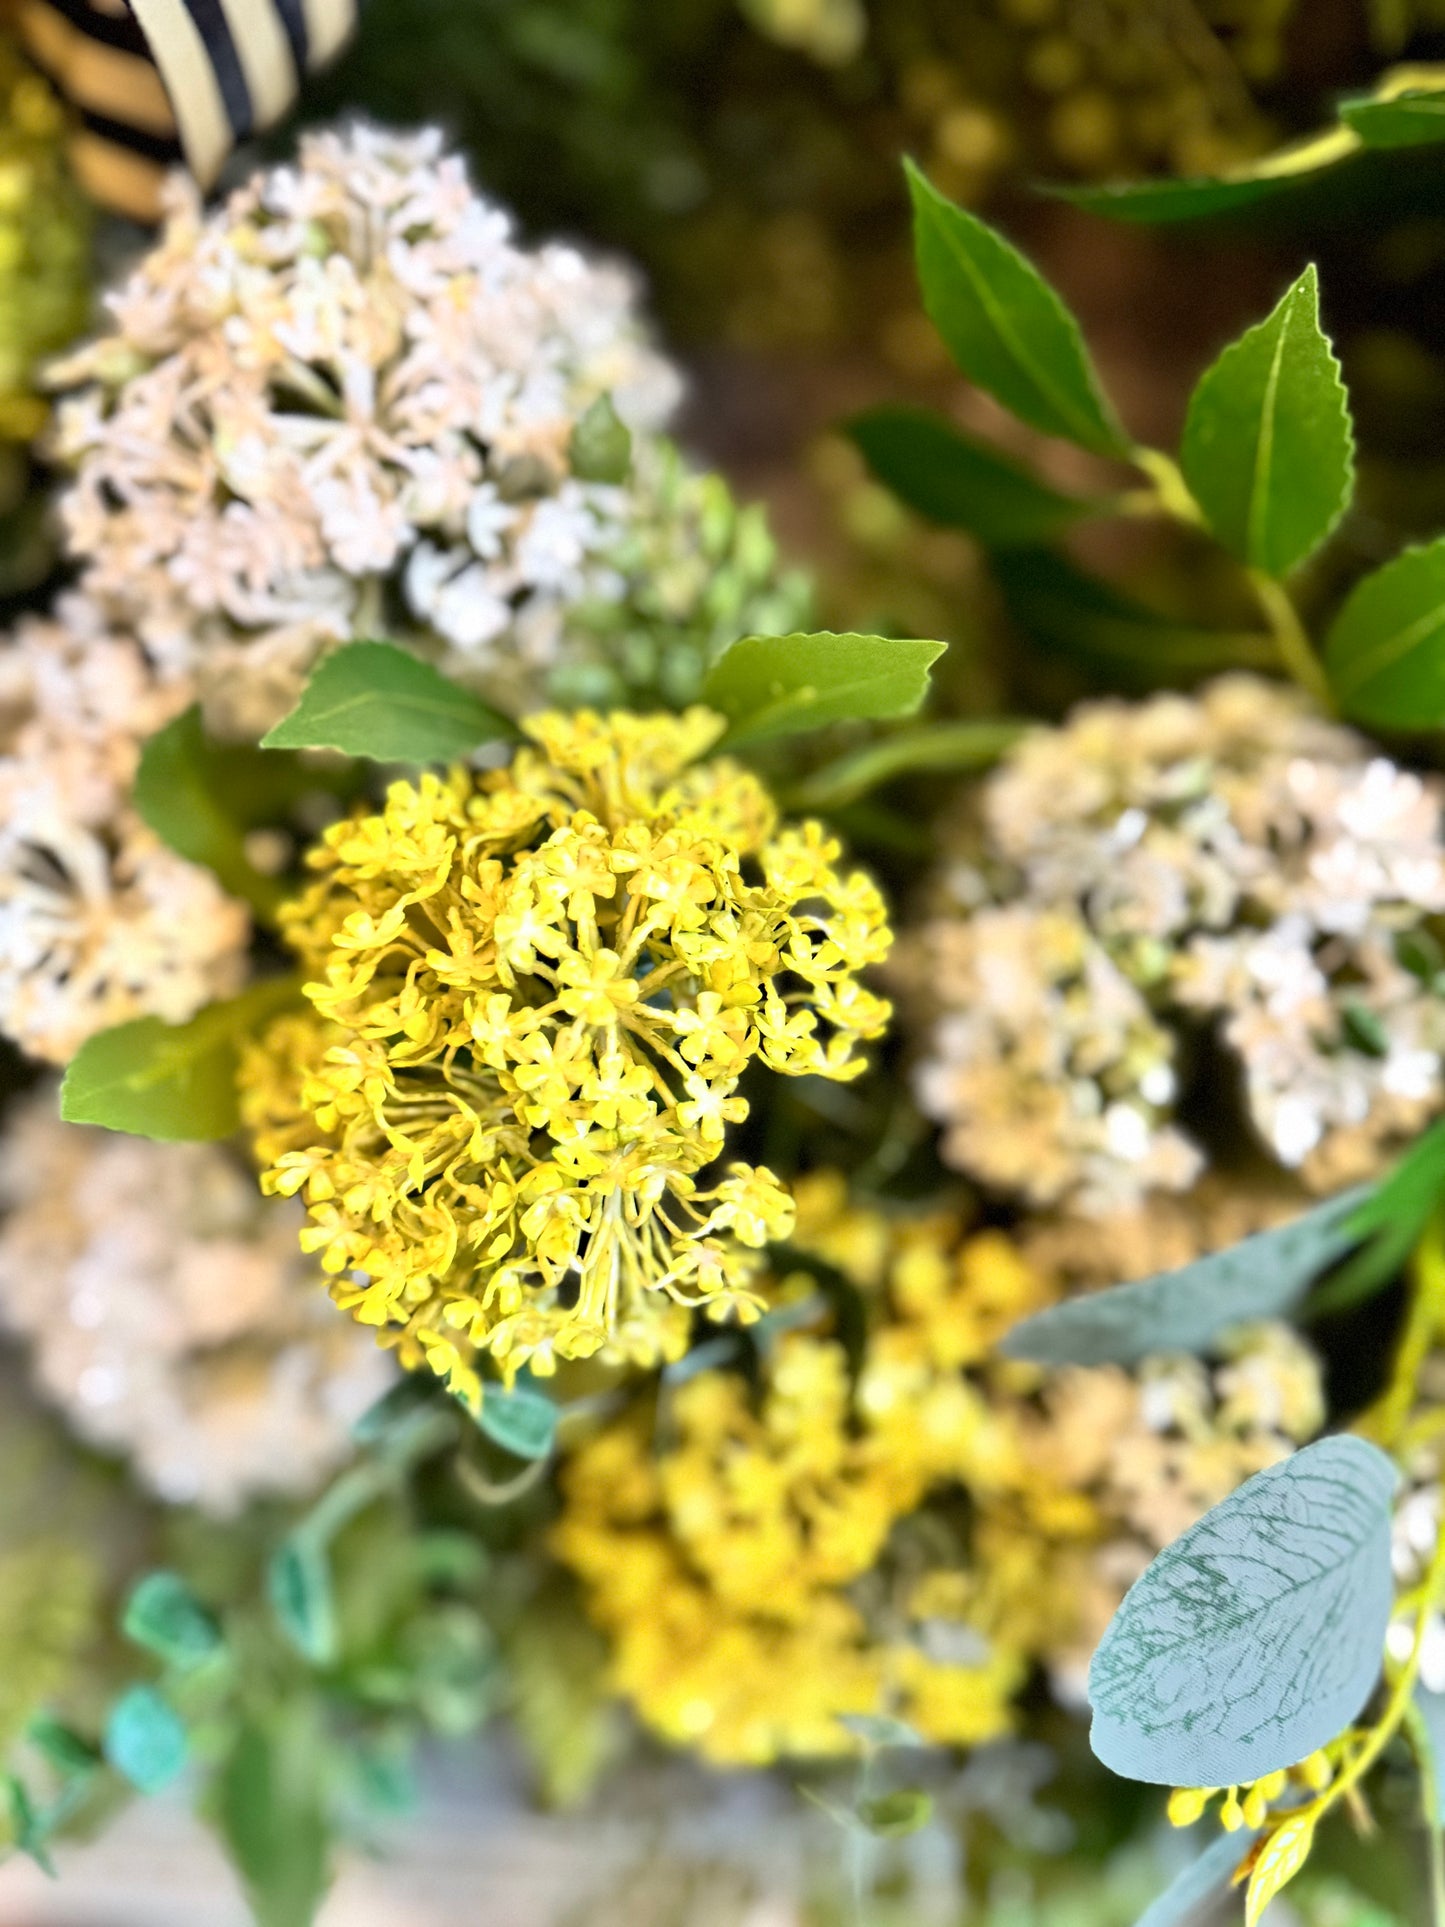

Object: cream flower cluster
[0,1089,392,1514]
[912,676,1445,1214]
[46,122,706,738]
[0,598,249,1063]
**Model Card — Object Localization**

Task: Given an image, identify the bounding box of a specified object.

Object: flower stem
[1248,570,1333,710]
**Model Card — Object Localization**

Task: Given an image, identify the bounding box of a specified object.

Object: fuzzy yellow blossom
[241,710,892,1396]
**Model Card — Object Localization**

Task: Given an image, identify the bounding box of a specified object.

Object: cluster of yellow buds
[242,710,893,1396]
[1167,1747,1337,1833]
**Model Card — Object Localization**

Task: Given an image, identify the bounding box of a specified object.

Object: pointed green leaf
[905,160,1127,456]
[847,405,1095,545]
[1324,538,1445,727]
[858,1790,934,1838]
[1181,266,1354,578]
[122,1571,223,1673]
[60,977,301,1142]
[705,630,945,749]
[476,1385,557,1462]
[1058,124,1362,226]
[133,707,286,917]
[262,641,515,762]
[268,1539,338,1669]
[1000,1187,1369,1367]
[1341,88,1445,148]
[569,393,632,483]
[218,1712,331,1927]
[103,1686,188,1794]
[1310,1119,1445,1313]
[1089,1436,1398,1787]
[1133,1827,1254,1927]
[784,719,1027,811]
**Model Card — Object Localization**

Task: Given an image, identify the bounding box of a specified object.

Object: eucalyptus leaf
[268,1539,338,1668]
[784,720,1027,811]
[1324,538,1445,728]
[103,1686,188,1794]
[847,405,1095,545]
[704,631,945,749]
[1089,1436,1398,1787]
[218,1712,331,1927]
[122,1571,223,1673]
[1000,1186,1369,1368]
[1132,1827,1254,1927]
[134,707,286,917]
[904,159,1127,456]
[1180,266,1355,578]
[262,641,515,762]
[476,1385,557,1461]
[60,977,301,1142]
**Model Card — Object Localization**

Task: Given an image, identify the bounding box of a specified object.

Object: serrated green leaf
[262,642,515,762]
[1324,538,1445,727]
[218,1711,331,1927]
[133,707,286,917]
[122,1571,223,1673]
[268,1539,338,1669]
[1180,265,1355,578]
[904,160,1127,456]
[103,1686,187,1794]
[847,405,1095,545]
[59,977,301,1143]
[1132,1827,1254,1927]
[476,1385,557,1461]
[1341,88,1445,148]
[704,630,945,749]
[569,393,632,483]
[783,719,1027,811]
[1000,1187,1369,1368]
[859,1789,934,1837]
[1089,1436,1398,1787]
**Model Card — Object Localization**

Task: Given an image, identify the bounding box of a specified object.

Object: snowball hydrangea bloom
[47,123,688,737]
[242,708,893,1395]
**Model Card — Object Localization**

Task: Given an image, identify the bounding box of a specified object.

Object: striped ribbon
[13,0,359,219]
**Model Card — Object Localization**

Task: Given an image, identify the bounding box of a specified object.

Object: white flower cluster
[48,123,687,738]
[0,1089,393,1513]
[0,598,249,1063]
[912,676,1445,1214]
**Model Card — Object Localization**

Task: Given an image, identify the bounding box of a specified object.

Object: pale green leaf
[60,977,301,1143]
[262,641,515,762]
[1133,1828,1254,1927]
[569,393,632,483]
[905,160,1127,456]
[103,1686,188,1794]
[133,706,286,917]
[705,630,945,748]
[476,1385,557,1462]
[847,405,1095,544]
[1245,1810,1317,1925]
[218,1711,331,1927]
[858,1790,934,1838]
[1324,538,1445,727]
[1089,1436,1398,1787]
[1000,1187,1369,1367]
[1180,265,1355,578]
[122,1571,222,1673]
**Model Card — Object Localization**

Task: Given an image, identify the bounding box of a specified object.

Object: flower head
[242,709,892,1392]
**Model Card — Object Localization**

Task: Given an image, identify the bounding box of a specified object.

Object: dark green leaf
[569,393,632,483]
[1341,88,1445,148]
[59,977,301,1142]
[5,1775,57,1876]
[476,1385,557,1461]
[103,1686,187,1794]
[704,630,945,749]
[1132,1828,1254,1927]
[1001,1187,1369,1367]
[858,1790,934,1838]
[1056,124,1361,226]
[784,719,1027,811]
[1310,1119,1445,1313]
[1180,266,1355,578]
[1089,1437,1398,1786]
[268,1539,338,1668]
[122,1571,223,1673]
[847,405,1095,545]
[218,1713,331,1927]
[262,642,515,763]
[905,159,1127,456]
[25,1715,99,1779]
[1324,538,1445,727]
[133,707,286,917]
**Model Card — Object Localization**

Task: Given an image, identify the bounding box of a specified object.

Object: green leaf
[262,642,515,763]
[268,1539,338,1669]
[1089,1436,1398,1787]
[858,1789,934,1838]
[25,1714,99,1779]
[569,393,632,483]
[847,405,1095,545]
[1310,1119,1445,1313]
[218,1712,331,1927]
[5,1775,57,1876]
[1413,1684,1445,1822]
[1340,88,1445,148]
[133,707,286,917]
[904,159,1127,456]
[1180,265,1355,578]
[1133,1827,1253,1927]
[60,977,301,1143]
[1057,124,1362,226]
[704,631,945,749]
[476,1385,557,1461]
[122,1571,223,1673]
[103,1686,188,1794]
[784,719,1027,811]
[835,1713,924,1750]
[1000,1187,1369,1368]
[1324,539,1445,728]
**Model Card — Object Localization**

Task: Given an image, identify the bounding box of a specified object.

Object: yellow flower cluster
[242,710,892,1397]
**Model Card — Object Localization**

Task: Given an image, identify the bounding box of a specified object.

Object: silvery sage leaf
[1089,1435,1398,1788]
[1132,1827,1253,1927]
[999,1185,1369,1368]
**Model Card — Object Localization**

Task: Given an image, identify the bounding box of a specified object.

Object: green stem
[1248,570,1333,709]
[1404,1700,1445,1927]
